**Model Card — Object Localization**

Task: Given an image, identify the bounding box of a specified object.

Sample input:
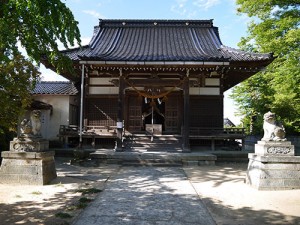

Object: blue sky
[41,0,250,124]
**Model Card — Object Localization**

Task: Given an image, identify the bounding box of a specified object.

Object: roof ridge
[98,19,214,28]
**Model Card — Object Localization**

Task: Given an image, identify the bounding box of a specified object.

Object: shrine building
[44,19,273,152]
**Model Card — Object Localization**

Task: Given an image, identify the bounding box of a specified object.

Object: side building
[31,81,79,142]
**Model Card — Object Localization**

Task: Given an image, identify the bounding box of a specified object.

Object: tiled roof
[62,19,273,62]
[32,81,78,95]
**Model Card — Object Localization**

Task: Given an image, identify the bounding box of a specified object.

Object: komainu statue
[262,111,286,141]
[30,110,42,137]
[19,110,42,138]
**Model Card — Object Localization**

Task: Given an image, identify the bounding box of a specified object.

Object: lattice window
[86,97,117,126]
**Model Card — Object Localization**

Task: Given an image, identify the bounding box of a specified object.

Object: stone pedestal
[254,141,295,156]
[0,151,57,185]
[246,141,300,190]
[10,137,49,152]
[0,137,57,185]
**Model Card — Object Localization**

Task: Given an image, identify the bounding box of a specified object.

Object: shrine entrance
[125,91,182,135]
[142,97,165,132]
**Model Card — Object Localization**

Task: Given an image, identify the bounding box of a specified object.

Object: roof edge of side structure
[32,81,78,95]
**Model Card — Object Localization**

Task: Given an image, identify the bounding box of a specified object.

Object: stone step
[124,144,182,152]
[90,151,217,166]
[124,135,182,142]
[121,159,182,167]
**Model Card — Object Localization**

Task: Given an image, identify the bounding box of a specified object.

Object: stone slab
[255,141,294,156]
[0,151,57,185]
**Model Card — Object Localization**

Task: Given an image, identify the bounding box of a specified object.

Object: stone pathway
[72,166,216,225]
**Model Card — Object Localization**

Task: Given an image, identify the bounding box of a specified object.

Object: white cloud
[193,0,220,11]
[171,0,188,16]
[171,0,222,17]
[83,10,105,19]
[171,0,198,18]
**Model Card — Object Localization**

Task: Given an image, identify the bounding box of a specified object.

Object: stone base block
[255,141,294,156]
[0,151,57,185]
[246,153,300,190]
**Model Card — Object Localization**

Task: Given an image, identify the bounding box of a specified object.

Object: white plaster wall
[33,95,71,140]
[190,87,220,95]
[205,78,220,86]
[89,87,119,95]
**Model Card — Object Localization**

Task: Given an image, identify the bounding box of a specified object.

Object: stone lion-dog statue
[30,110,42,137]
[261,111,286,141]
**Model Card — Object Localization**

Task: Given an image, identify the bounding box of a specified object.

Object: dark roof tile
[32,81,78,95]
[62,19,273,63]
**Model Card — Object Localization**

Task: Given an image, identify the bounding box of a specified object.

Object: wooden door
[165,92,182,133]
[126,94,142,133]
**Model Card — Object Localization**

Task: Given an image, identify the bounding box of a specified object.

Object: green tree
[231,0,300,134]
[0,0,81,130]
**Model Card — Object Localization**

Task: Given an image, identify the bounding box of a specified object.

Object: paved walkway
[72,166,215,225]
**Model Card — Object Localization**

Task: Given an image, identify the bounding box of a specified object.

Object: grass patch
[79,197,92,203]
[31,191,42,195]
[67,197,93,210]
[75,197,93,209]
[15,195,22,198]
[66,205,78,211]
[55,182,64,187]
[75,188,102,195]
[55,212,73,219]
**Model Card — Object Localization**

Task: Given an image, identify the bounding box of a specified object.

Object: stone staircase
[123,134,183,152]
[89,134,217,166]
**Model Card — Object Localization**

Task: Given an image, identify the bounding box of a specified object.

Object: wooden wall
[190,96,223,128]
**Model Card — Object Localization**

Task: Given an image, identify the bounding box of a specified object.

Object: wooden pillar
[115,71,125,151]
[78,64,85,148]
[182,73,190,152]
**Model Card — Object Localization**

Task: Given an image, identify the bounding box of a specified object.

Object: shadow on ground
[0,158,120,225]
[184,163,300,225]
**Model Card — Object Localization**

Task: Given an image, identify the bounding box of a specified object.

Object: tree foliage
[0,0,81,130]
[231,0,300,134]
